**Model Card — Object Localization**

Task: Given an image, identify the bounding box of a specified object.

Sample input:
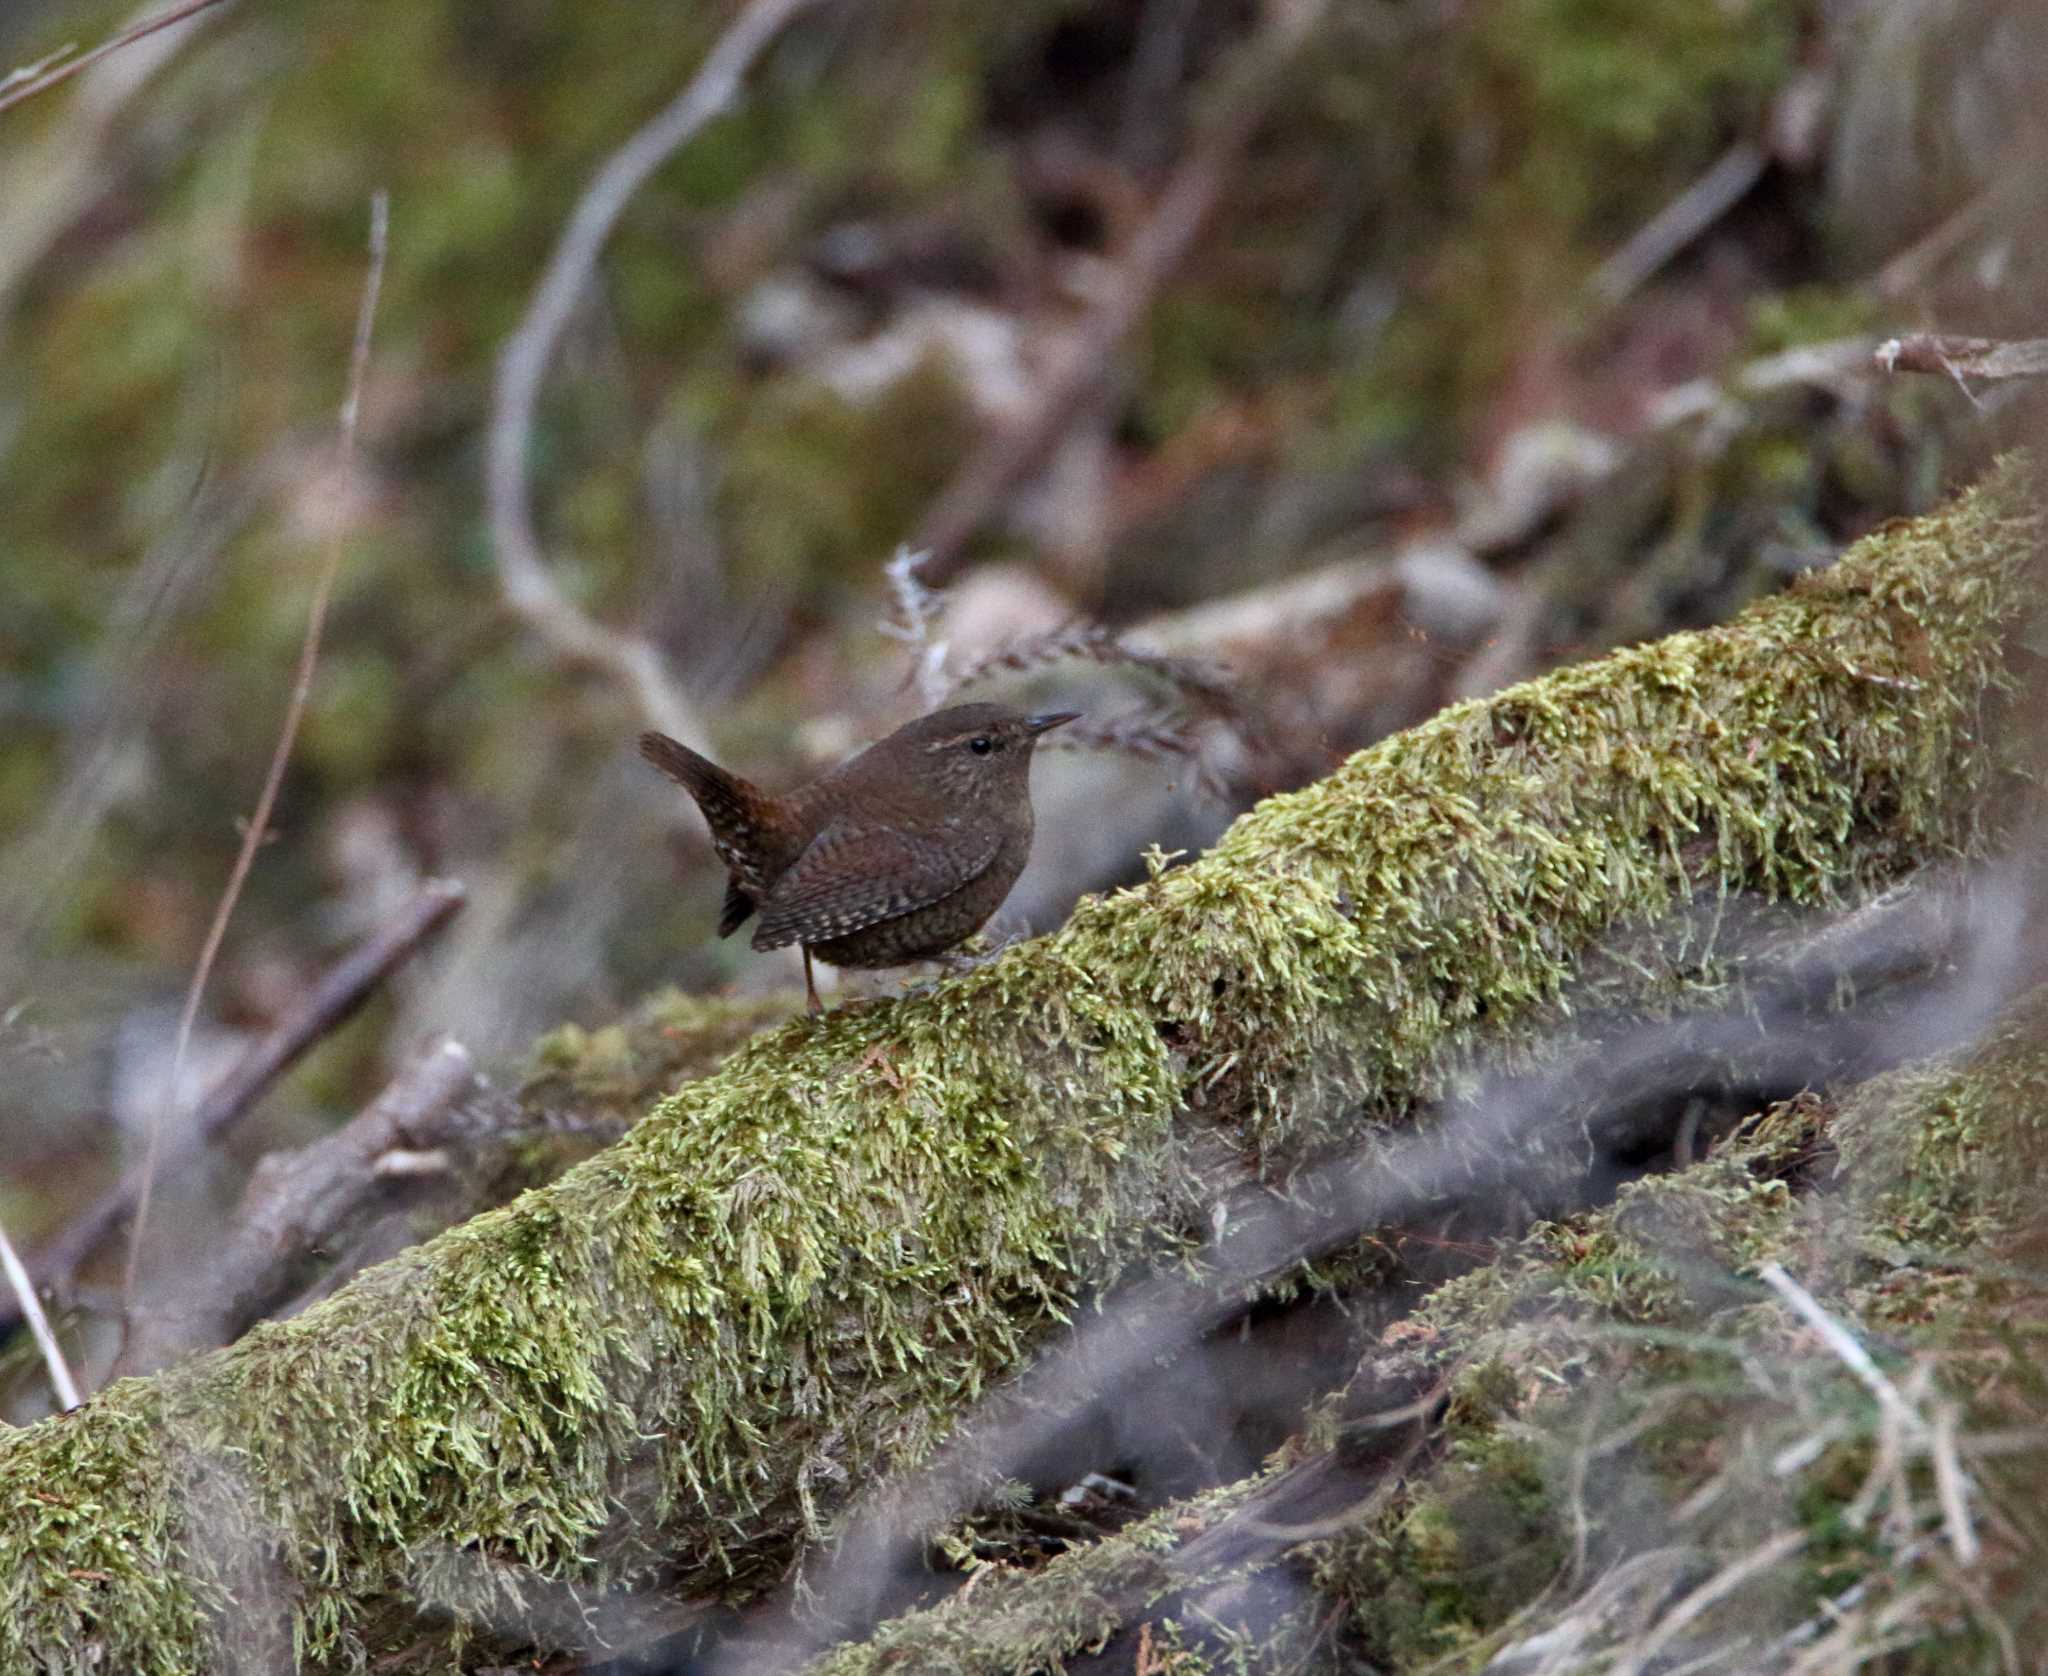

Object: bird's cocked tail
[639,731,769,937]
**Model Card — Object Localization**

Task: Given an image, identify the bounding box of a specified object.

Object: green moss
[0,471,2035,1670]
[1831,986,2048,1260]
[806,1476,1262,1676]
[303,646,403,781]
[522,986,799,1121]
[1744,287,1885,357]
[0,0,1856,1054]
[1334,0,1801,449]
[1476,0,1794,194]
[1329,1430,1562,1667]
[789,978,2048,1675]
[1313,980,2048,1672]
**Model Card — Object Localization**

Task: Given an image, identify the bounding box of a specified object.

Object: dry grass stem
[1611,1528,1806,1676]
[879,546,953,706]
[958,622,1249,795]
[1931,1400,1980,1567]
[879,544,1253,791]
[0,1216,78,1412]
[1761,1262,1982,1568]
[1759,1262,1922,1436]
[0,0,234,118]
[121,191,391,1314]
[878,546,943,648]
[946,620,1235,713]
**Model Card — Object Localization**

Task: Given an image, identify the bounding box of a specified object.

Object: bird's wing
[751,823,1002,951]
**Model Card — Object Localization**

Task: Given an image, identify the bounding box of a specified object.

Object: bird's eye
[969,735,995,755]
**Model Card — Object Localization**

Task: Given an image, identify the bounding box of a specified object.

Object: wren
[639,703,1078,1010]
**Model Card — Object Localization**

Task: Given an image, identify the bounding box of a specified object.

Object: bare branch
[120,1040,480,1374]
[1589,141,1767,307]
[1643,335,1882,429]
[0,0,234,119]
[122,193,392,1311]
[7,877,466,1334]
[485,0,826,748]
[906,0,1330,589]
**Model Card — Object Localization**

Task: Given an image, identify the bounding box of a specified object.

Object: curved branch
[485,0,826,745]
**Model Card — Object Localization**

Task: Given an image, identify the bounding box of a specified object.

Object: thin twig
[1641,335,1880,430]
[0,1214,80,1412]
[1757,1537,1928,1662]
[0,0,234,118]
[1877,333,2048,385]
[1611,1528,1806,1676]
[1870,165,2029,302]
[1930,1399,1980,1567]
[121,192,391,1310]
[1757,1262,1923,1438]
[6,876,465,1334]
[907,0,1330,589]
[485,0,824,747]
[1589,141,1767,307]
[1760,1261,1980,1567]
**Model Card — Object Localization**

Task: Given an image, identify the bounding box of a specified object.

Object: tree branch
[1878,333,2048,385]
[0,0,234,119]
[485,0,826,746]
[8,878,465,1333]
[118,1039,481,1375]
[907,0,1329,588]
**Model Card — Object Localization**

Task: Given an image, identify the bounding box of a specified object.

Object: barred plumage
[639,704,1076,1009]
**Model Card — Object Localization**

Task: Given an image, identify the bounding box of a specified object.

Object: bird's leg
[803,947,821,1013]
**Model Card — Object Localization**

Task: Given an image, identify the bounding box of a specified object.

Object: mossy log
[0,469,2037,1672]
[796,983,2048,1674]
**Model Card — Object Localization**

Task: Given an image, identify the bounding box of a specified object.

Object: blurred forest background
[0,0,2040,1443]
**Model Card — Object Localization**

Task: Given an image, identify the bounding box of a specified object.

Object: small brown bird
[639,703,1079,1010]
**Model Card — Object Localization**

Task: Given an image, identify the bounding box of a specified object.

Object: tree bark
[0,465,2037,1674]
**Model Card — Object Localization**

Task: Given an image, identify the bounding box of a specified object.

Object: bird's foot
[931,923,1029,976]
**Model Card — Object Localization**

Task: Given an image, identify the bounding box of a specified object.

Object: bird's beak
[1026,711,1081,736]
